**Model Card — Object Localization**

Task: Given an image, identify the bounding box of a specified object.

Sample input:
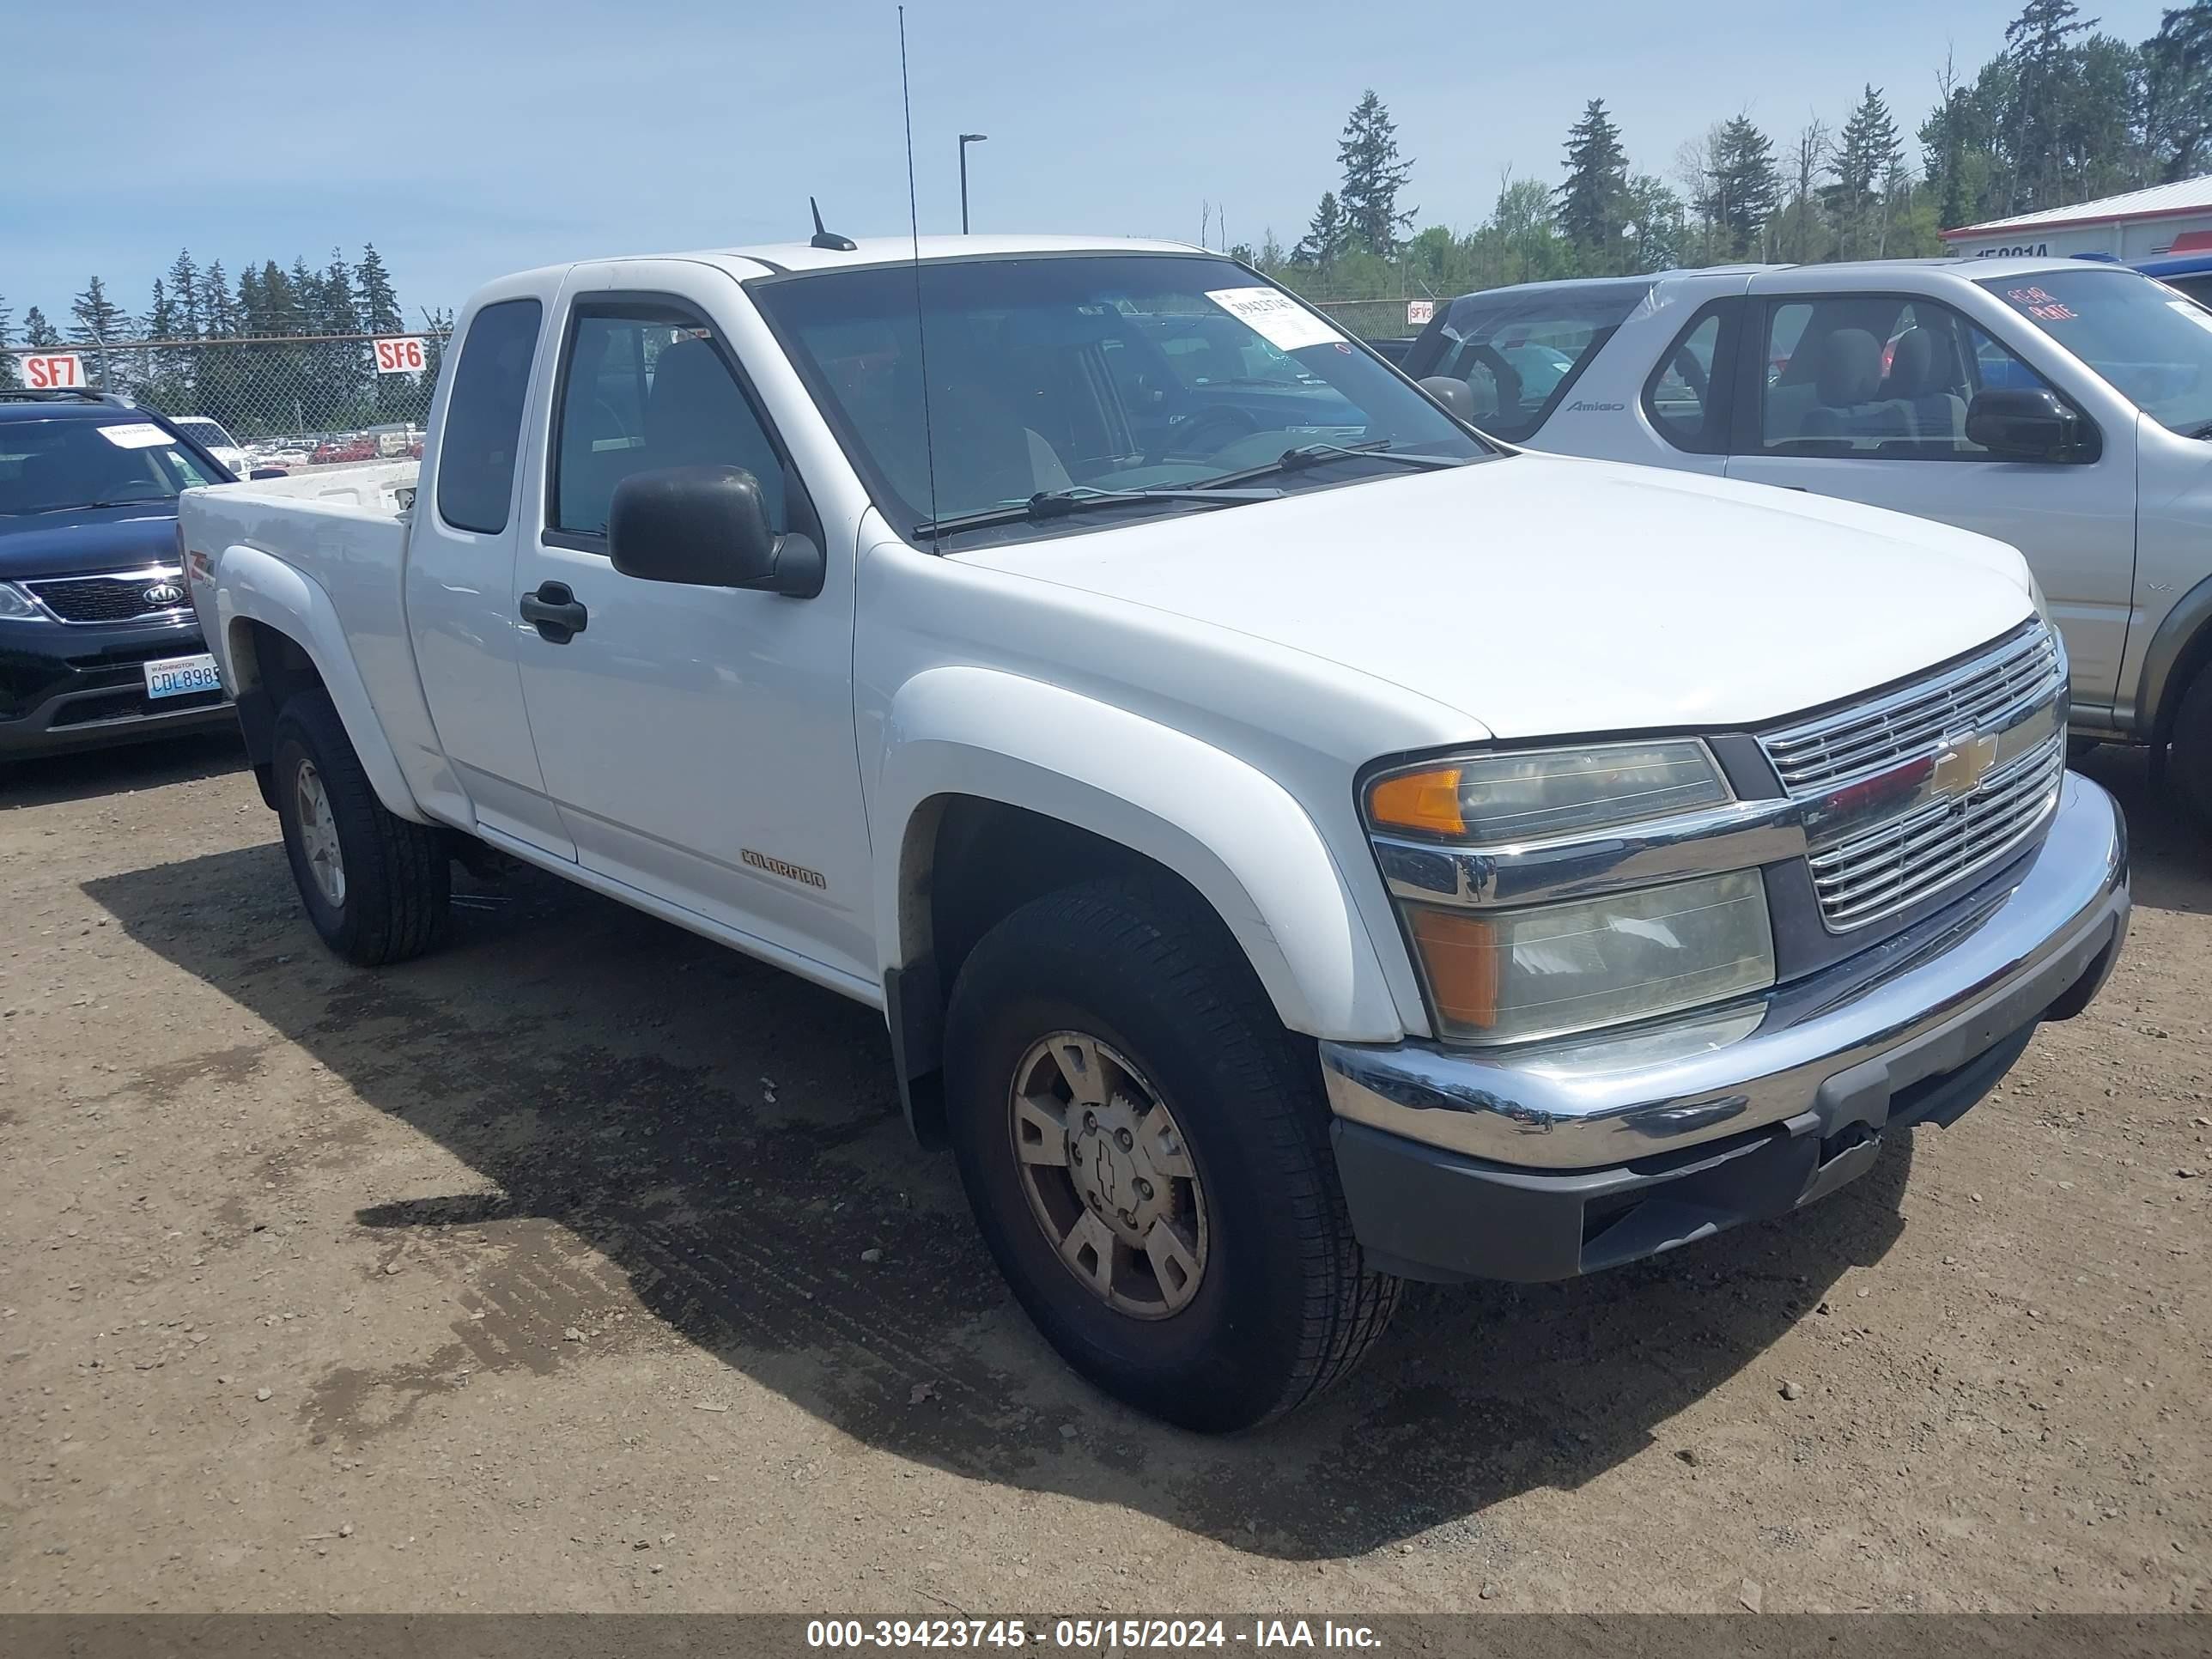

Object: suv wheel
[943,877,1400,1431]
[272,689,451,965]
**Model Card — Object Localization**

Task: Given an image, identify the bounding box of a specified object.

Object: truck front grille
[1763,622,2066,932]
[25,568,191,625]
[1762,623,2061,794]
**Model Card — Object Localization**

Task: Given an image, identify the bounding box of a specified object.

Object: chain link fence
[1306,295,1430,342]
[19,330,452,466]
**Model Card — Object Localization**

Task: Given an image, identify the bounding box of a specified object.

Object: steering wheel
[1155,404,1258,464]
[1670,344,1711,404]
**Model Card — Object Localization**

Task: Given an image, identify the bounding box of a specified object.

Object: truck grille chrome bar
[1763,623,2066,932]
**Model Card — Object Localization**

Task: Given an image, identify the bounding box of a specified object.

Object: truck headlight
[1367,739,1729,844]
[1401,872,1775,1044]
[1365,743,1775,1044]
[0,582,47,623]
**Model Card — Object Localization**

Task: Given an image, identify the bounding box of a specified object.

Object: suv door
[507,265,875,989]
[1723,279,2136,710]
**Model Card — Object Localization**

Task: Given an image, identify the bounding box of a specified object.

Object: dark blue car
[0,391,238,759]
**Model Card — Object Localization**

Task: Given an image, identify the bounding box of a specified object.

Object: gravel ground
[2,734,2205,1614]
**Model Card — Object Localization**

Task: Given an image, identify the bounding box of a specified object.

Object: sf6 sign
[372,336,428,374]
[15,351,86,389]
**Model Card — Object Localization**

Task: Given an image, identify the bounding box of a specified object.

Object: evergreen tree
[24,307,62,348]
[2142,0,2212,179]
[70,276,127,345]
[145,278,177,342]
[1336,91,1416,256]
[166,249,203,338]
[320,249,361,335]
[201,261,234,337]
[235,264,266,336]
[1830,86,1902,258]
[354,242,404,337]
[0,294,15,388]
[1292,191,1347,272]
[2003,0,2096,211]
[1698,115,1782,258]
[1555,99,1630,271]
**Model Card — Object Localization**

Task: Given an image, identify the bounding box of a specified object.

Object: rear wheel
[2168,666,2212,836]
[943,876,1399,1431]
[272,689,450,965]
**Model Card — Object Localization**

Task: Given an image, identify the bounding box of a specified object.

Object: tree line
[0,245,450,437]
[1245,0,2208,313]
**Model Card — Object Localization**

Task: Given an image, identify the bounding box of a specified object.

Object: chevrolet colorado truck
[179,236,2131,1431]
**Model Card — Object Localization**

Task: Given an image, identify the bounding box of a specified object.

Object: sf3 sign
[15,351,86,390]
[372,336,428,374]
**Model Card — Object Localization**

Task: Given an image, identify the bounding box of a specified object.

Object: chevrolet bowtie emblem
[1932,730,2001,796]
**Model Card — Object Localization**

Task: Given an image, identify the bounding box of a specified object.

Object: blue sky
[0,0,2176,327]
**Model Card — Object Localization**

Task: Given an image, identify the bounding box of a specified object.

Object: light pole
[958,133,988,234]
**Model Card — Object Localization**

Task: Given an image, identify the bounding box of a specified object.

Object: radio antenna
[899,4,939,536]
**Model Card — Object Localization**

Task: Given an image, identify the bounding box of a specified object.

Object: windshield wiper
[1194,439,1474,490]
[913,484,1283,541]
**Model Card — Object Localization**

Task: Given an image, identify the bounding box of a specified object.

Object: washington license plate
[143,653,222,701]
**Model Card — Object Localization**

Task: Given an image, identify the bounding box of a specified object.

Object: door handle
[520,581,588,644]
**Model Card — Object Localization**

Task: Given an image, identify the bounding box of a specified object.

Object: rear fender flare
[214,544,426,823]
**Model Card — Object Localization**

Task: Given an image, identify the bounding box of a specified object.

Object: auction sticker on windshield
[1205,289,1345,352]
[98,424,176,450]
[143,653,222,701]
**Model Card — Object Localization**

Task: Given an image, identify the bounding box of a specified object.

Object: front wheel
[272,689,451,966]
[2168,666,2212,838]
[943,878,1400,1431]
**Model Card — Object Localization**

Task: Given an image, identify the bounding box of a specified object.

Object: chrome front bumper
[1321,774,2130,1174]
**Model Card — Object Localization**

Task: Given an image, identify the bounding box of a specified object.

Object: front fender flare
[873,666,1406,1042]
[215,544,426,823]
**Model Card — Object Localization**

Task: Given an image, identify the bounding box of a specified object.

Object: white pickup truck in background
[180,235,2130,1430]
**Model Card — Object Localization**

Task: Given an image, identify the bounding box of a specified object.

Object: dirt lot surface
[2,735,2206,1615]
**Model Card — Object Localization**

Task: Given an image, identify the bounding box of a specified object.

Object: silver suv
[1404,258,2212,830]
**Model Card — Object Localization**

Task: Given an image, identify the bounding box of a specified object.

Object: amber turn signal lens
[1405,906,1498,1032]
[1368,766,1465,836]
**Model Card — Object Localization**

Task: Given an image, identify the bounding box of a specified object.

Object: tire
[943,876,1400,1431]
[271,688,450,966]
[2169,666,2212,836]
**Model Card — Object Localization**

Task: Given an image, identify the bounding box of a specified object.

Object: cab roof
[0,391,151,423]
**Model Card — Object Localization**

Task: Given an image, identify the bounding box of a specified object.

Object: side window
[436,299,543,534]
[1644,308,1728,453]
[1755,295,2062,460]
[550,304,786,541]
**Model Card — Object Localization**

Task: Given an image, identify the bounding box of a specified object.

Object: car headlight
[0,582,48,623]
[2027,574,2057,637]
[1365,743,1776,1045]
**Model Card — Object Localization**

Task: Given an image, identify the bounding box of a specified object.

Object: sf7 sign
[15,351,86,389]
[373,336,428,374]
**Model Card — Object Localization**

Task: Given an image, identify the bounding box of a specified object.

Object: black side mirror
[248,466,288,479]
[1966,387,2085,461]
[608,465,823,599]
[1419,375,1479,425]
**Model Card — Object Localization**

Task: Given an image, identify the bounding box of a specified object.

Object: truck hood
[0,502,179,580]
[960,453,2039,739]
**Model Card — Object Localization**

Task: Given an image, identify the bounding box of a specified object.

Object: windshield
[176,416,239,449]
[750,254,1486,544]
[0,418,219,514]
[1978,268,2212,435]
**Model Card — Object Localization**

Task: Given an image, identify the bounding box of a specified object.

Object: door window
[1644,307,1728,453]
[550,305,786,540]
[1755,295,2066,459]
[435,299,543,534]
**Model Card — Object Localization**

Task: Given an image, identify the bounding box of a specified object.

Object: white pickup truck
[180,235,2130,1431]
